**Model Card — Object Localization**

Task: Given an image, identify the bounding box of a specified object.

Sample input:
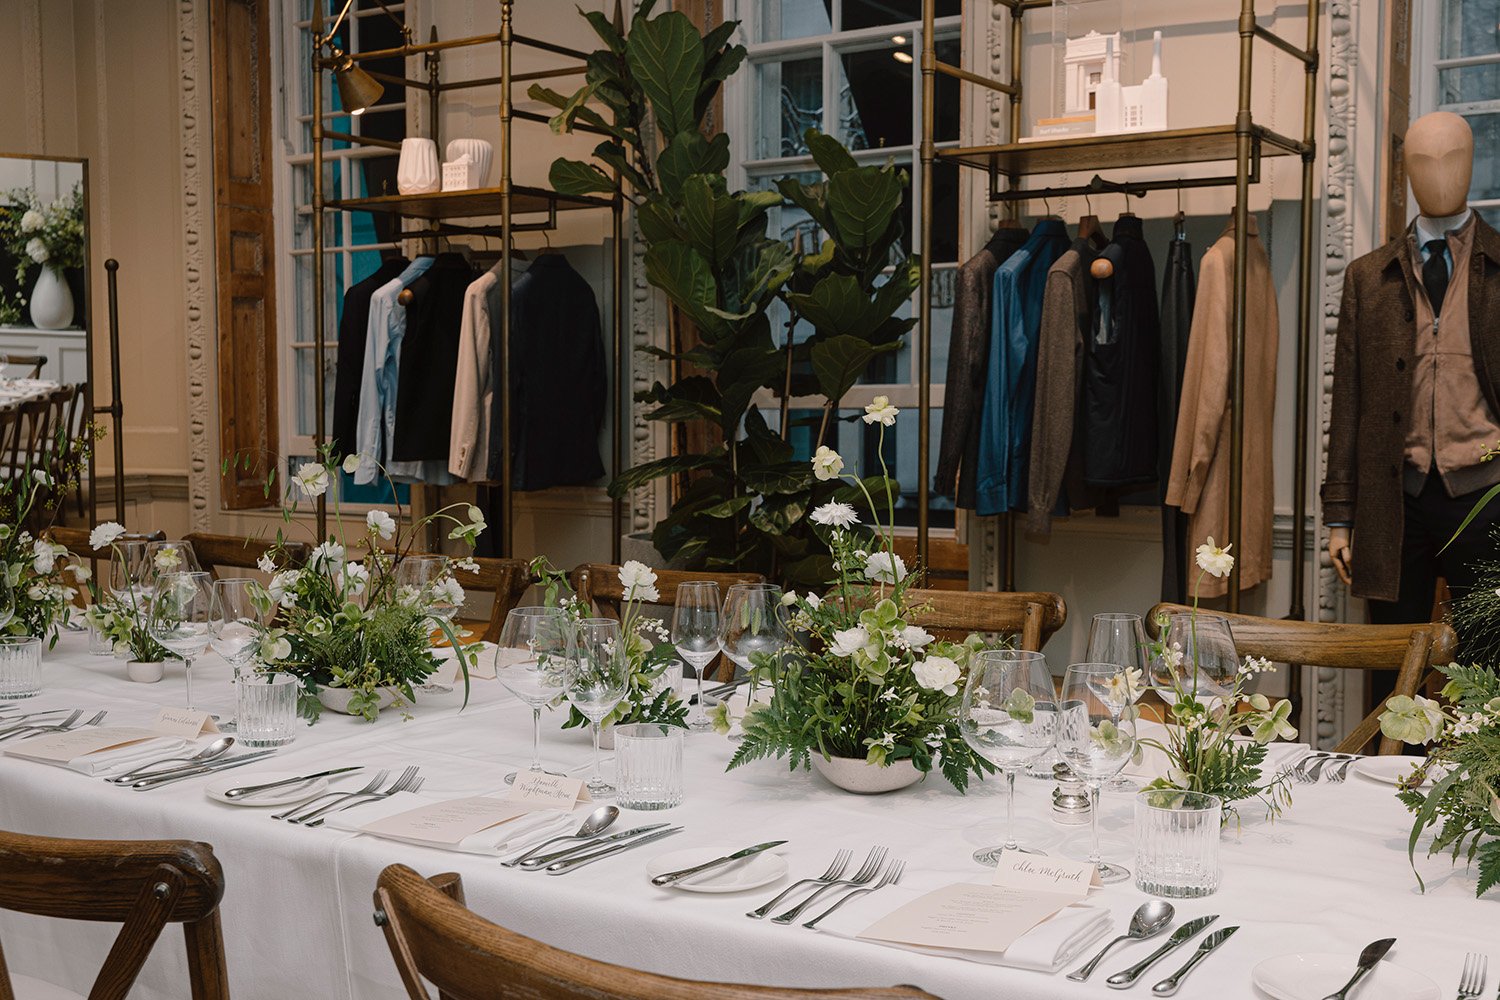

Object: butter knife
[130,750,279,790]
[545,827,684,875]
[1151,926,1238,996]
[1319,938,1396,1000]
[222,766,363,799]
[515,823,671,870]
[1106,915,1219,989]
[651,841,787,887]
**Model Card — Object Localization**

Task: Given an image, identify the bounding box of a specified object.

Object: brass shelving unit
[917,0,1321,621]
[310,1,626,560]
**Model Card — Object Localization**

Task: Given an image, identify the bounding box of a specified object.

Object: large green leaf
[699,496,753,519]
[644,241,722,334]
[681,175,742,268]
[626,11,705,140]
[741,462,816,496]
[582,9,627,55]
[749,495,808,536]
[718,336,783,432]
[548,159,615,196]
[590,141,651,194]
[776,177,831,233]
[810,334,898,402]
[786,273,878,338]
[805,129,858,176]
[608,451,721,498]
[637,196,686,245]
[827,166,903,252]
[656,131,731,199]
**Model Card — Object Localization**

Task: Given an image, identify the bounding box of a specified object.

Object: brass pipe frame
[322,129,402,151]
[440,65,586,90]
[512,107,615,139]
[512,33,589,60]
[365,70,429,91]
[500,0,515,558]
[349,32,499,64]
[612,183,625,563]
[1253,24,1316,66]
[935,60,1019,96]
[1226,0,1257,610]
[986,165,1261,204]
[917,0,936,573]
[1003,0,1025,589]
[312,4,328,537]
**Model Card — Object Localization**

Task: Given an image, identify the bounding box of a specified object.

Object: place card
[4,726,164,764]
[857,883,1074,954]
[151,707,219,739]
[505,772,589,809]
[361,796,533,847]
[991,853,1100,900]
[428,655,462,686]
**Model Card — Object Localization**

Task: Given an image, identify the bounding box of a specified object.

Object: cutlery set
[1294,752,1362,784]
[745,847,906,928]
[503,818,684,875]
[273,766,423,825]
[1067,904,1233,995]
[0,709,106,741]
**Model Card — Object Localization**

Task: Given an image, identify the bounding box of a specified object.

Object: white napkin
[63,737,188,777]
[324,792,576,856]
[817,883,1111,973]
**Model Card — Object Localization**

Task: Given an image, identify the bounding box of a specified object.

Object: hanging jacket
[353,256,433,486]
[450,259,531,480]
[331,256,408,459]
[1159,233,1197,602]
[392,253,477,465]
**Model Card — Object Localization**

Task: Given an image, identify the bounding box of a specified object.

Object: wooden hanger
[1173,185,1187,241]
[1078,193,1108,249]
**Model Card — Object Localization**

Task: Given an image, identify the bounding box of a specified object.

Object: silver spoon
[501,805,620,868]
[107,736,236,784]
[1067,899,1176,982]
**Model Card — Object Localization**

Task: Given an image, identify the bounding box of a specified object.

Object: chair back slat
[570,564,766,620]
[47,527,168,565]
[450,557,532,643]
[903,588,1066,651]
[374,865,938,1000]
[0,355,46,379]
[183,532,310,579]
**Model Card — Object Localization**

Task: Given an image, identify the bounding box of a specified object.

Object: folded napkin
[325,792,575,856]
[817,883,1111,973]
[66,737,189,777]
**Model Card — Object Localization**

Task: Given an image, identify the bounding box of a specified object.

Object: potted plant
[0,184,84,329]
[724,401,994,794]
[83,522,171,682]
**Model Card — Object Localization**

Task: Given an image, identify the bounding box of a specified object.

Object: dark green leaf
[656,131,731,199]
[681,175,742,267]
[741,462,815,496]
[748,495,807,536]
[776,177,832,233]
[626,11,705,139]
[827,166,903,252]
[591,141,652,194]
[805,129,858,176]
[637,197,686,244]
[644,241,721,332]
[810,334,898,402]
[582,9,627,55]
[699,496,753,519]
[609,452,719,499]
[548,159,616,196]
[787,273,878,338]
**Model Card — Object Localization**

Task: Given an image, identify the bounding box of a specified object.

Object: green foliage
[0,425,93,647]
[537,3,916,589]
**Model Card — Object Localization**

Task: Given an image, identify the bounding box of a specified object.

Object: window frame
[1413,0,1500,218]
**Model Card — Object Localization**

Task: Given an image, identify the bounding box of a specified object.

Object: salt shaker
[1052,761,1090,825]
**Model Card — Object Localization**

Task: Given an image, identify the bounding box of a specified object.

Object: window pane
[755,56,824,159]
[1465,111,1500,201]
[757,0,832,42]
[842,0,958,30]
[839,45,914,149]
[1440,0,1500,58]
[1438,64,1500,106]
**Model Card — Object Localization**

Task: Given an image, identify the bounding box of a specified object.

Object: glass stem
[1087,781,1103,865]
[529,707,542,772]
[589,721,603,786]
[1003,768,1019,851]
[692,663,706,724]
[184,657,194,711]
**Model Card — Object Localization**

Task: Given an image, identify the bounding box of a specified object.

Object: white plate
[1353,755,1439,787]
[204,770,331,807]
[645,847,789,893]
[1251,953,1439,1000]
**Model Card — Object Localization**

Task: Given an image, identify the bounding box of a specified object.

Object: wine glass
[142,541,201,589]
[1087,612,1149,791]
[1058,663,1138,884]
[209,578,272,678]
[148,571,214,710]
[959,649,1058,867]
[396,554,458,621]
[671,581,722,731]
[109,539,153,610]
[496,607,572,785]
[718,583,787,715]
[1151,613,1238,706]
[567,617,628,797]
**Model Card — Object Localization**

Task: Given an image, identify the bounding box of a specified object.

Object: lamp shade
[332,52,383,116]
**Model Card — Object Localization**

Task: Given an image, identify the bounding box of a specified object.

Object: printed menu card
[361,796,536,847]
[4,727,165,764]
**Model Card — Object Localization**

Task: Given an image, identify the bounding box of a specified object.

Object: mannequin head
[1404,112,1473,218]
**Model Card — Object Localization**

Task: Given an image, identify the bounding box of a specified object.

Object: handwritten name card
[151,707,219,739]
[505,772,589,810]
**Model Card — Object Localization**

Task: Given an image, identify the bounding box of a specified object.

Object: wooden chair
[46,527,167,564]
[183,532,310,578]
[47,383,88,520]
[569,564,766,620]
[0,829,230,1000]
[451,557,532,642]
[1147,603,1457,756]
[373,865,938,1000]
[903,588,1066,652]
[0,354,46,379]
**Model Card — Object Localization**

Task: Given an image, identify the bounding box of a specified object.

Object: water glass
[236,673,298,748]
[1059,663,1137,884]
[649,659,684,699]
[671,581,721,731]
[614,723,684,810]
[1134,789,1222,898]
[0,636,42,698]
[569,618,628,797]
[1152,613,1238,704]
[87,617,115,656]
[495,607,571,782]
[149,571,214,710]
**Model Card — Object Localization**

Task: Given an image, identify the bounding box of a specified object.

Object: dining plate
[1251,952,1439,1000]
[204,770,331,807]
[645,847,789,893]
[1352,755,1438,787]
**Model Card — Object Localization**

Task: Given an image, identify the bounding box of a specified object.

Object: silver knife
[515,823,672,870]
[222,766,363,799]
[651,841,787,887]
[1106,915,1219,989]
[130,751,279,790]
[1151,926,1238,996]
[545,827,684,875]
[1319,938,1396,1000]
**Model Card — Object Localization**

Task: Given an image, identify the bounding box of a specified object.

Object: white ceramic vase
[29,266,73,329]
[810,754,923,794]
[396,138,441,195]
[125,659,165,684]
[317,685,398,715]
[445,138,493,188]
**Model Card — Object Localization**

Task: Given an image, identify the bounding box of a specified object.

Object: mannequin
[1323,111,1500,624]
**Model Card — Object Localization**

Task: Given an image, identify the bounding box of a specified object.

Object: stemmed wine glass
[1058,662,1138,884]
[109,540,153,610]
[671,581,722,731]
[717,583,788,720]
[209,578,272,679]
[1151,612,1239,706]
[1087,612,1149,791]
[495,607,572,785]
[396,555,458,622]
[142,541,201,590]
[567,617,629,797]
[149,571,214,710]
[959,649,1058,867]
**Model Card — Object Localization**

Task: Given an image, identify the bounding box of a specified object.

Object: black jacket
[485,253,606,490]
[331,256,408,457]
[392,253,477,461]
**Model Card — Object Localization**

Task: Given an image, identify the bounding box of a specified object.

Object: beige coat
[1164,216,1278,598]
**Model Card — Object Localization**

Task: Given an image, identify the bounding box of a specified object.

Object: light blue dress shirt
[353,256,433,486]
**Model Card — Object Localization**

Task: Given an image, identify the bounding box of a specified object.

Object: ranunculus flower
[805,593,822,609]
[1195,537,1235,578]
[829,626,873,659]
[913,654,961,696]
[366,509,396,540]
[25,238,47,264]
[89,522,126,551]
[342,561,369,597]
[862,395,899,426]
[256,553,276,574]
[810,501,859,529]
[898,624,934,649]
[617,560,659,603]
[292,462,329,499]
[342,454,360,474]
[433,576,465,607]
[310,541,345,572]
[811,446,844,481]
[1379,694,1444,745]
[863,551,907,585]
[19,210,43,233]
[31,539,55,575]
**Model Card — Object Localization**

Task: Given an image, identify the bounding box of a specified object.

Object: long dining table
[0,632,1493,1000]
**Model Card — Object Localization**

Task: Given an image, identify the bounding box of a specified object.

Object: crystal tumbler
[614,723,684,810]
[236,673,298,748]
[0,636,42,698]
[1134,789,1222,898]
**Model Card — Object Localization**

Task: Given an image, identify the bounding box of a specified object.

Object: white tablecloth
[0,635,1492,1000]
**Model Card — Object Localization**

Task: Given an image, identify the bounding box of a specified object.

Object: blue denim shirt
[975,219,1072,516]
[353,256,433,486]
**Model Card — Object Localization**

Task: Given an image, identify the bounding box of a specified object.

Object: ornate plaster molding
[178,0,214,530]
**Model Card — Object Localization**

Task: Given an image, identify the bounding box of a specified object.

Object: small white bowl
[126,659,164,684]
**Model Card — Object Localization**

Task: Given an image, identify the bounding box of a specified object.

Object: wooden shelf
[936,124,1307,177]
[326,184,614,220]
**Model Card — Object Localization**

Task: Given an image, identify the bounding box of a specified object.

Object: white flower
[874,731,897,750]
[863,551,907,585]
[453,557,479,573]
[811,446,845,481]
[898,625,934,649]
[89,522,126,551]
[913,655,961,696]
[468,505,484,524]
[862,395,900,426]
[433,576,465,607]
[341,561,369,597]
[1195,537,1235,578]
[26,584,46,601]
[366,509,396,540]
[1238,655,1274,677]
[805,593,822,609]
[829,626,873,659]
[1161,641,1184,673]
[268,570,301,608]
[309,541,345,572]
[880,687,900,702]
[292,462,329,499]
[154,548,182,572]
[260,634,292,663]
[617,560,659,602]
[810,501,859,529]
[68,563,91,583]
[25,238,47,264]
[1104,667,1143,706]
[781,591,799,607]
[19,210,43,233]
[31,539,55,575]
[342,454,360,474]
[256,553,276,574]
[30,469,49,486]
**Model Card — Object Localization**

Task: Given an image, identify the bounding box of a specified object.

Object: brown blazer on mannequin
[1322,215,1500,602]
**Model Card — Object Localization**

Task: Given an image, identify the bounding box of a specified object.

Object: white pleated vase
[396,138,441,195]
[445,139,493,188]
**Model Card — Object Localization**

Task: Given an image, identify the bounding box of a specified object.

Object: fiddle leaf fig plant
[534,3,917,589]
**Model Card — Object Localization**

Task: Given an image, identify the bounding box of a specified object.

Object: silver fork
[772,847,889,924]
[303,774,424,828]
[1457,952,1487,999]
[273,769,388,822]
[1292,752,1332,783]
[802,859,905,930]
[1326,757,1361,783]
[292,766,420,826]
[1301,753,1352,783]
[0,709,83,742]
[746,849,853,920]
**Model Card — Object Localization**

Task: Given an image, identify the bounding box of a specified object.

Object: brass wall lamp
[315,0,412,115]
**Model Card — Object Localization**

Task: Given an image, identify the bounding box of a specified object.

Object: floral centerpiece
[2,457,91,646]
[1141,539,1297,821]
[726,399,995,792]
[246,453,484,722]
[531,557,687,730]
[82,522,170,664]
[0,185,84,327]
